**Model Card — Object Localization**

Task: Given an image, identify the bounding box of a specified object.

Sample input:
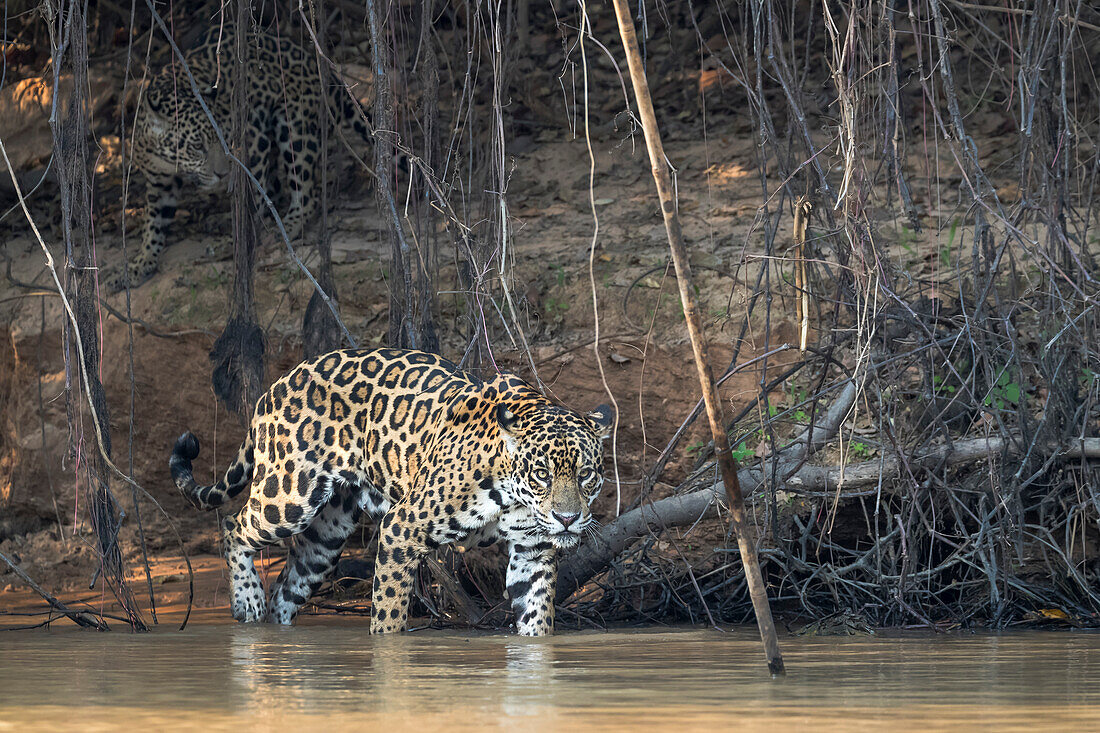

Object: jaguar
[169,347,613,635]
[110,21,370,292]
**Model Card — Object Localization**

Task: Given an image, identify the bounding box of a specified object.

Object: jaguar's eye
[578,467,596,484]
[532,467,552,486]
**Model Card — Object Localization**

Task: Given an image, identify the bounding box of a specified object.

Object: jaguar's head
[492,384,614,550]
[135,77,228,189]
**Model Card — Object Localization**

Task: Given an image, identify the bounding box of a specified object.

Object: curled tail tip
[173,432,200,461]
[170,432,200,496]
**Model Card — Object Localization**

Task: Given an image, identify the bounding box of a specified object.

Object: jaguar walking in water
[170,348,612,635]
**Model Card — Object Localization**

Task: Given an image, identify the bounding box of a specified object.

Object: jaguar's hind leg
[266,480,366,624]
[370,507,429,634]
[273,114,317,242]
[245,107,276,216]
[222,469,335,622]
[221,513,269,623]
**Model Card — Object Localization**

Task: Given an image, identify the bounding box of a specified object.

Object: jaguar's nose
[552,511,580,530]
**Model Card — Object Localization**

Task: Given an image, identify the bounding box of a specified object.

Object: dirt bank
[4,0,1097,631]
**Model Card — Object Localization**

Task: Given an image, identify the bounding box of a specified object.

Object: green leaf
[730,443,754,462]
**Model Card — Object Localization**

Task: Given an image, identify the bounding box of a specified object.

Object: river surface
[1,626,1099,731]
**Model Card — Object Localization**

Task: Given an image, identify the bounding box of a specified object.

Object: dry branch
[609,0,783,674]
[0,549,108,630]
[561,431,1100,602]
[560,375,862,599]
[423,554,487,626]
[209,4,265,422]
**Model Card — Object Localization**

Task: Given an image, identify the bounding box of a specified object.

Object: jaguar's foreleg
[506,541,558,636]
[109,173,180,292]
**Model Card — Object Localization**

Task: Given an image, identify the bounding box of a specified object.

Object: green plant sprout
[897,224,919,255]
[932,373,956,395]
[730,441,755,462]
[849,441,870,458]
[984,370,1021,410]
[940,218,959,267]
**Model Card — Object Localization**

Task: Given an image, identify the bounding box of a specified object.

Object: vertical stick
[794,197,812,353]
[210,2,265,423]
[47,0,145,629]
[609,0,785,675]
[366,0,415,350]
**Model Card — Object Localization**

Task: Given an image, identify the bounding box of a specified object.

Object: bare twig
[0,549,109,631]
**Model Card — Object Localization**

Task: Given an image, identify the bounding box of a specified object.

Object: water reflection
[2,626,1100,730]
[501,640,553,718]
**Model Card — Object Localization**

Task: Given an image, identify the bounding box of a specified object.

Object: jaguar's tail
[169,431,254,511]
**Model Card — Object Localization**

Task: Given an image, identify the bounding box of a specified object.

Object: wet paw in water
[231,586,267,622]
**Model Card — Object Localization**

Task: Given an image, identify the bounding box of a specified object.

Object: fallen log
[558,429,1100,602]
[558,377,862,601]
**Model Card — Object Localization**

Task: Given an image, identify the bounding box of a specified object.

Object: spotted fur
[110,22,370,292]
[170,348,613,635]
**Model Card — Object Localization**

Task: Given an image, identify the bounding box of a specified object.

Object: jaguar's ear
[586,404,614,440]
[483,374,518,434]
[495,403,520,435]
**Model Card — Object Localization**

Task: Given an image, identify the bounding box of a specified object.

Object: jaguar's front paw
[261,225,302,248]
[106,265,153,294]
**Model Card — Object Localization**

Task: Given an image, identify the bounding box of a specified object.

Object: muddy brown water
[1,626,1099,731]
